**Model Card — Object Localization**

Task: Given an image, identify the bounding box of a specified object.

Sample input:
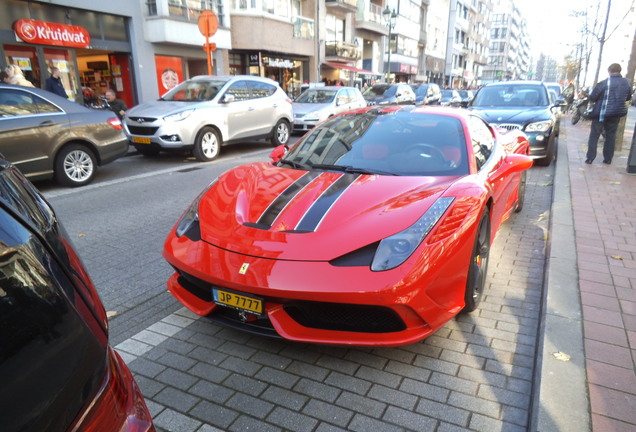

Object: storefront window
[3,45,39,87]
[43,48,80,101]
[101,14,128,42]
[70,10,102,38]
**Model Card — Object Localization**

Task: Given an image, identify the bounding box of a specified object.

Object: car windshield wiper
[310,164,397,176]
[278,159,308,170]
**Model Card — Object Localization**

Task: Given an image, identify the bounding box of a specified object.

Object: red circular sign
[197,11,218,37]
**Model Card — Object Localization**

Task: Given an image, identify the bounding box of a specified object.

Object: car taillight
[107,118,123,130]
[285,98,292,104]
[70,348,155,432]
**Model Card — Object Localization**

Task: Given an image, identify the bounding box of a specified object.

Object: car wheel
[134,144,160,157]
[271,119,290,146]
[463,208,491,313]
[535,136,555,167]
[193,126,221,162]
[514,171,526,213]
[54,144,97,187]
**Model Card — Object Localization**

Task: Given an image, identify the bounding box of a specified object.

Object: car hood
[196,162,457,261]
[292,102,332,115]
[468,106,549,125]
[126,100,204,118]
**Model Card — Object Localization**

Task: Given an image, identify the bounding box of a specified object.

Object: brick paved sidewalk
[565,109,636,431]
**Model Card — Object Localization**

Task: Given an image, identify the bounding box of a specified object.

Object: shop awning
[324,62,380,76]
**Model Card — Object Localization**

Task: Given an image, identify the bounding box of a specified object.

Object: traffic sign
[198,10,218,37]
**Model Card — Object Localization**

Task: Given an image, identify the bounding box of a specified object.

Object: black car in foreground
[468,81,563,166]
[0,158,155,432]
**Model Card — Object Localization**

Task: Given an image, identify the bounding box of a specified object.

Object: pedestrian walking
[44,67,67,98]
[104,89,128,120]
[585,63,632,165]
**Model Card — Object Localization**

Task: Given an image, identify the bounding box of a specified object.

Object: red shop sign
[13,19,90,48]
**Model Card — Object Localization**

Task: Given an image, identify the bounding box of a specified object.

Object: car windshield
[441,90,455,98]
[279,111,469,176]
[161,79,227,102]
[411,85,427,96]
[295,89,337,104]
[363,85,395,97]
[458,90,470,98]
[472,85,548,107]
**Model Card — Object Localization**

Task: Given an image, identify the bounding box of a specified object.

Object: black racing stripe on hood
[296,173,360,232]
[257,171,321,227]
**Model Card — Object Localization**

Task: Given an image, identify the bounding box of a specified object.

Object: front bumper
[163,229,472,347]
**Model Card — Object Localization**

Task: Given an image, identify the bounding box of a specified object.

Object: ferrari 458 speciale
[163,105,532,347]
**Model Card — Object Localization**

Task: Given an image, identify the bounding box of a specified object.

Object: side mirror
[336,96,346,106]
[221,94,235,104]
[269,144,288,163]
[498,153,533,178]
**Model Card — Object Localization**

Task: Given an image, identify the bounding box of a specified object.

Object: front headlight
[371,197,454,271]
[525,120,552,133]
[164,109,195,123]
[175,179,217,239]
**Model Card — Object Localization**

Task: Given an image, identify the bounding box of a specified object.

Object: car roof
[0,83,90,113]
[188,75,278,85]
[483,80,547,87]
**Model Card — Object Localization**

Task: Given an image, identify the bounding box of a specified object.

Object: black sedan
[468,81,563,166]
[0,158,155,431]
[0,84,128,187]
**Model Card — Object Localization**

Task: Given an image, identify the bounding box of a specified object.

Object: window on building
[326,15,345,42]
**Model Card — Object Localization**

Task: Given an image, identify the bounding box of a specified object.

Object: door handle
[248,107,255,111]
[39,120,55,126]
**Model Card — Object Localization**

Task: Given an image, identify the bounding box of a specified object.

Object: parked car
[467,81,564,166]
[0,84,128,187]
[0,157,155,432]
[124,75,293,161]
[410,83,442,105]
[544,82,562,98]
[363,83,415,105]
[292,86,366,133]
[163,105,532,347]
[458,89,474,107]
[440,89,462,107]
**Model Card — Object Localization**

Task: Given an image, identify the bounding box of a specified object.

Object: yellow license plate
[132,136,151,144]
[213,288,263,314]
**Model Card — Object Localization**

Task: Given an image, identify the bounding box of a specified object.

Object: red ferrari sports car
[163,105,532,347]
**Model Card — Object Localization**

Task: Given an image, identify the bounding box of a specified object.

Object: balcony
[355,2,389,35]
[325,41,361,61]
[325,0,358,13]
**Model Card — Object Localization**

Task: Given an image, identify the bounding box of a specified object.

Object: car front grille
[127,125,159,135]
[283,301,406,333]
[496,123,522,131]
[175,270,406,334]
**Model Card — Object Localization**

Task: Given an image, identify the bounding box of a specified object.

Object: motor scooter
[571,91,592,125]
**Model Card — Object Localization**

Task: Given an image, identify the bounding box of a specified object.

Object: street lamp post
[383,7,397,83]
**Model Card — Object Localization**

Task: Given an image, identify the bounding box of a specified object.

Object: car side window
[250,81,275,99]
[0,90,62,118]
[225,80,251,101]
[468,116,495,170]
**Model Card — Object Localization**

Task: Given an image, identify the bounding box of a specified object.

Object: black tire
[270,119,290,146]
[54,144,97,187]
[134,144,160,157]
[463,208,491,313]
[514,171,526,213]
[571,110,581,125]
[534,136,555,167]
[193,126,221,162]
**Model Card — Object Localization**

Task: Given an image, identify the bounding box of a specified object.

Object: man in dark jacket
[44,67,67,98]
[585,63,632,165]
[104,89,128,120]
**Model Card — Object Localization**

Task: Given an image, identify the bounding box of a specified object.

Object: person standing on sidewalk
[44,67,67,98]
[585,63,632,165]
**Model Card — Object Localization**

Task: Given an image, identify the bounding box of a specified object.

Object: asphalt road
[40,138,556,431]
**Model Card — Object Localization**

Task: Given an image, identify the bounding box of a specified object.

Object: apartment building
[481,0,531,83]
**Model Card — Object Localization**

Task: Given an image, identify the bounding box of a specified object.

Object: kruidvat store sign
[13,19,91,48]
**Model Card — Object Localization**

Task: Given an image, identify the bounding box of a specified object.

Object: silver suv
[124,75,293,161]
